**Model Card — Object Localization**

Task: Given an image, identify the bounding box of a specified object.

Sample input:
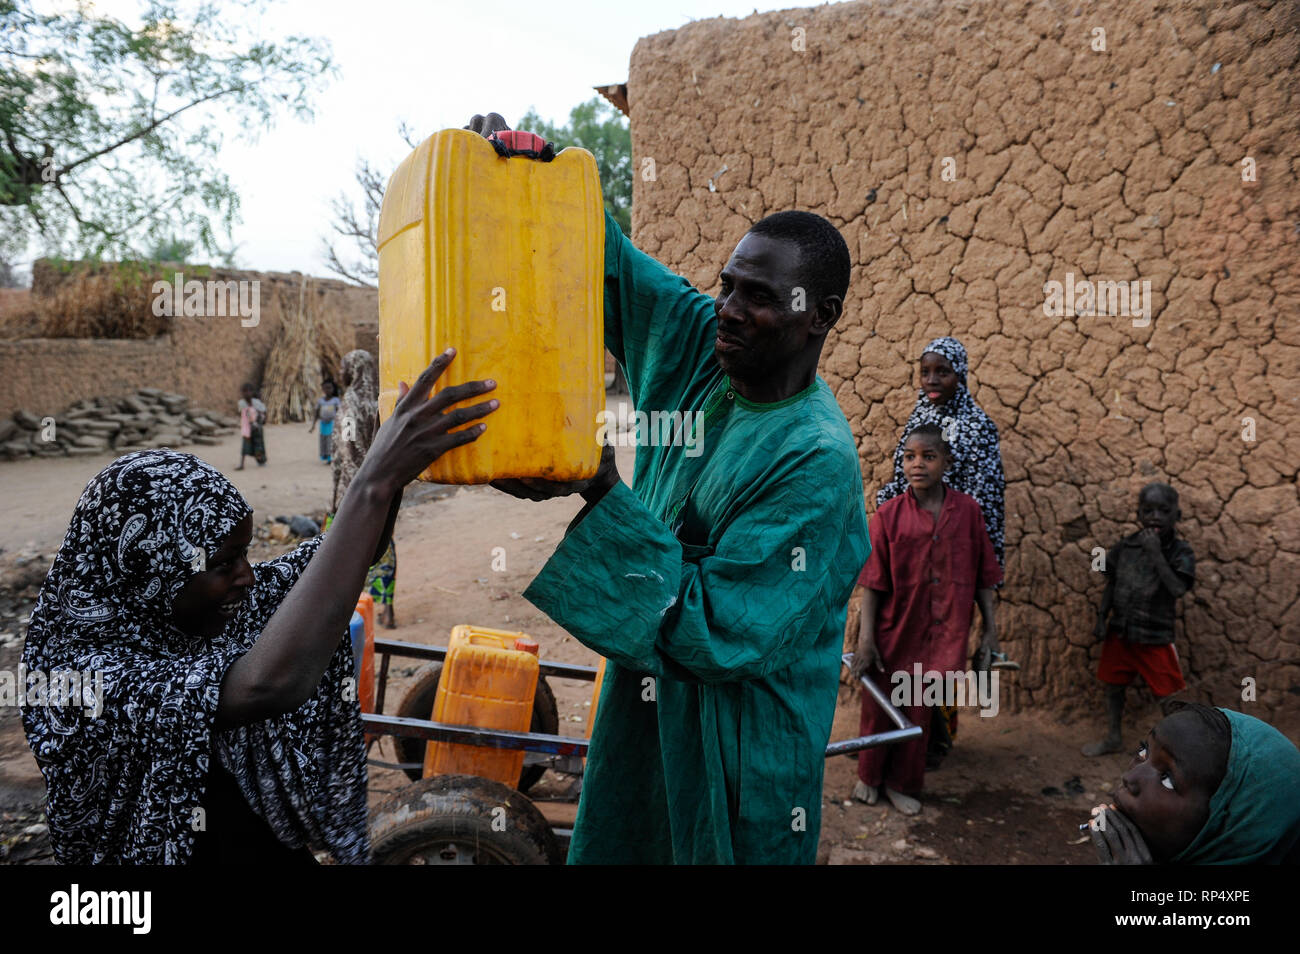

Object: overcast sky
[85,0,795,277]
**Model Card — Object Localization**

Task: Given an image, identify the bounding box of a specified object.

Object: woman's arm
[215,352,497,727]
[371,489,402,566]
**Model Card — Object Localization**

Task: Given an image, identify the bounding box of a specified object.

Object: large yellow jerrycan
[377,127,605,484]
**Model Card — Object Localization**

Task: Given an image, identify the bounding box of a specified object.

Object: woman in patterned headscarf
[873,336,1005,763]
[22,352,497,864]
[877,336,1005,564]
[330,350,396,628]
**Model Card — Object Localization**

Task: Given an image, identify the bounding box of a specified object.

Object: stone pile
[0,388,239,460]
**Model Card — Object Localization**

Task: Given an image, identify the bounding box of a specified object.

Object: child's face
[1113,711,1222,861]
[324,381,336,397]
[902,435,948,491]
[240,385,253,400]
[1138,489,1178,539]
[920,352,959,406]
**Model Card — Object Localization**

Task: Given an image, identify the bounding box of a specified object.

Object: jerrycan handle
[487,130,555,162]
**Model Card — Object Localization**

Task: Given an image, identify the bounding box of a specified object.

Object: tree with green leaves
[145,235,195,264]
[0,0,334,264]
[519,97,631,235]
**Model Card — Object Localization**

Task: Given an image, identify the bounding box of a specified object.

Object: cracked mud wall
[626,0,1300,721]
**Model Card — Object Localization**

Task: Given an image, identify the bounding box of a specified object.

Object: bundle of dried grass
[36,264,170,339]
[261,275,350,423]
[0,288,38,340]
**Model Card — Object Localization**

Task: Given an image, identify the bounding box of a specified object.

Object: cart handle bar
[361,713,590,756]
[360,654,921,759]
[825,653,924,755]
[372,637,599,681]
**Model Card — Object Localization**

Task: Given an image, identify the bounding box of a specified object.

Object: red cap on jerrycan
[514,637,539,655]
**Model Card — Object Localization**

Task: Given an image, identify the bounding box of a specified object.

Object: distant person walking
[310,380,341,464]
[236,382,267,470]
[328,350,396,628]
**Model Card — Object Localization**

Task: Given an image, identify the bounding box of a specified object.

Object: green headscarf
[1172,709,1300,865]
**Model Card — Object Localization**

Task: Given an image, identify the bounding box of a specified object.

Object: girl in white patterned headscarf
[877,336,1005,565]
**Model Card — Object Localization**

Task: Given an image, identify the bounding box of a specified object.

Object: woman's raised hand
[364,349,498,495]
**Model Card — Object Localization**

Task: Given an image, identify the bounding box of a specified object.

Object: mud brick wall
[0,267,377,421]
[626,0,1300,722]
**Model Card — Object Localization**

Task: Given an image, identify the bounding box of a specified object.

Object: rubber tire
[369,774,561,865]
[393,663,559,792]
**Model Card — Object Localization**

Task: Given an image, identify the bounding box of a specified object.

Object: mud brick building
[622,0,1299,721]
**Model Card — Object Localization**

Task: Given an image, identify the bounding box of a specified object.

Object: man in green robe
[497,207,869,864]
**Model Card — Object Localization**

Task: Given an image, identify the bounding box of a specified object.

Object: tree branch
[56,83,249,179]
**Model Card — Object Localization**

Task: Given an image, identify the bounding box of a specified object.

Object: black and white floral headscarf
[877,336,1006,565]
[22,450,369,864]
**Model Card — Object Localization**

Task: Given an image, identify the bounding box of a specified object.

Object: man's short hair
[748,210,851,305]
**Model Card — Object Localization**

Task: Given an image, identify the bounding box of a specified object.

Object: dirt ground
[0,403,1150,865]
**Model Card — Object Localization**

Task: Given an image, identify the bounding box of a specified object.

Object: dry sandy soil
[0,404,1138,865]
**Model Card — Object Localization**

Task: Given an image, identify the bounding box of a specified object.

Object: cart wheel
[393,664,559,792]
[370,774,561,865]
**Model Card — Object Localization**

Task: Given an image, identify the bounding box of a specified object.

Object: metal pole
[824,653,923,756]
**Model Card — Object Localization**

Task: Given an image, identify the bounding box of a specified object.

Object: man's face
[1112,712,1222,861]
[714,234,815,383]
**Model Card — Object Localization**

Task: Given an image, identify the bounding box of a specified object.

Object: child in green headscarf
[1088,702,1300,864]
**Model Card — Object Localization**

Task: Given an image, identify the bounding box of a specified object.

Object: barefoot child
[1083,482,1194,756]
[1088,702,1300,864]
[850,424,1002,814]
[236,382,267,470]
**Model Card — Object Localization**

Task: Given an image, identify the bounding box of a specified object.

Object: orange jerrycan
[423,625,540,787]
[376,127,605,484]
[354,593,376,723]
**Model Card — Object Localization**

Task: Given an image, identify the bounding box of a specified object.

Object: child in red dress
[850,424,1002,814]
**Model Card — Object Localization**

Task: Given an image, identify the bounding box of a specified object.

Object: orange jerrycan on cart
[376,127,605,484]
[354,593,376,726]
[423,625,540,786]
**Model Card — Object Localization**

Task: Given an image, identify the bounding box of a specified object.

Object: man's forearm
[566,453,621,532]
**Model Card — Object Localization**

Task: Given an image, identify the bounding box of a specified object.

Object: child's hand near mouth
[1088,804,1154,865]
